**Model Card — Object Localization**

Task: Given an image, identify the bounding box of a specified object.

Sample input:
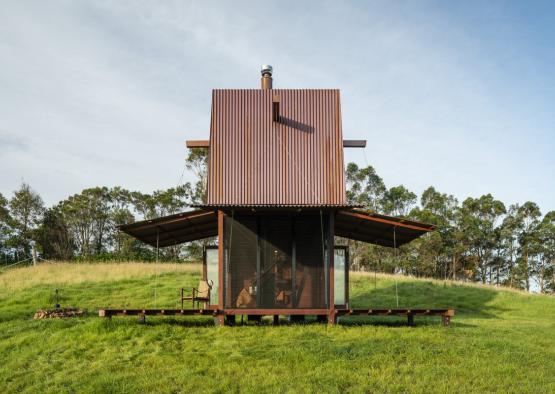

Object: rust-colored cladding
[207,89,346,206]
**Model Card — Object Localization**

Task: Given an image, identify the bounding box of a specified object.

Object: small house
[119,66,438,325]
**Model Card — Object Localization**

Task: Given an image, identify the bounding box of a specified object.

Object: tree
[37,207,73,260]
[499,205,520,287]
[513,202,541,291]
[536,211,555,293]
[458,194,506,284]
[411,187,459,279]
[382,185,417,217]
[57,187,112,257]
[0,193,14,263]
[109,187,136,256]
[345,163,386,211]
[8,183,45,257]
[185,148,208,204]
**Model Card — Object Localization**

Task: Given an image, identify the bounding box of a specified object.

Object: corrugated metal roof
[118,210,217,247]
[118,208,433,248]
[335,210,435,247]
[207,89,346,206]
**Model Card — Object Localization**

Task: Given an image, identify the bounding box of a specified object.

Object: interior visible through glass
[224,214,328,309]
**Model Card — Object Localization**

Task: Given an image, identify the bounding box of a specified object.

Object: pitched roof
[206,89,346,206]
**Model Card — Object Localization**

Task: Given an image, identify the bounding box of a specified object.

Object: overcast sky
[1,1,554,213]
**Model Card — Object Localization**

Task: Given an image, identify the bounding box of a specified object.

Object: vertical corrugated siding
[207,89,346,206]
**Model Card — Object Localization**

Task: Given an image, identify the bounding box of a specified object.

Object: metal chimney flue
[261,65,273,89]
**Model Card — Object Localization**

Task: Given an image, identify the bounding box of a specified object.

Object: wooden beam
[187,139,365,148]
[337,210,434,232]
[186,140,209,148]
[343,140,366,148]
[98,309,218,317]
[222,308,329,315]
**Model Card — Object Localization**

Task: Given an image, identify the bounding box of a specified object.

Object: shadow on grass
[349,279,509,319]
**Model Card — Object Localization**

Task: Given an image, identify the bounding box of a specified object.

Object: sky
[1,0,554,213]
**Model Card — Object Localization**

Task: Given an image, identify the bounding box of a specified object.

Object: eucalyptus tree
[8,183,45,257]
[185,147,208,204]
[536,211,555,293]
[382,185,417,217]
[343,164,388,271]
[499,205,520,287]
[0,193,14,262]
[411,187,459,278]
[57,187,113,257]
[108,187,136,255]
[37,207,73,260]
[458,194,506,284]
[345,163,386,212]
[513,202,542,291]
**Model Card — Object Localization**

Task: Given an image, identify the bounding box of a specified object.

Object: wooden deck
[98,308,455,326]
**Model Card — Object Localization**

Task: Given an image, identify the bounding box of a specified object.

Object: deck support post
[214,315,225,326]
[248,315,262,324]
[273,315,279,325]
[327,211,336,326]
[217,210,224,315]
[407,314,414,327]
[316,315,328,324]
[289,315,305,323]
[328,310,337,326]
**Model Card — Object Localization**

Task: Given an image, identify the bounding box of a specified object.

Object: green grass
[1,263,554,393]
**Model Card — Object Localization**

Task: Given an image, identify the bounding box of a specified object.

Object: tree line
[345,163,554,293]
[0,150,208,264]
[0,150,553,293]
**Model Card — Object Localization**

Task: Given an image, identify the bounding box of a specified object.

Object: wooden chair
[181,280,212,309]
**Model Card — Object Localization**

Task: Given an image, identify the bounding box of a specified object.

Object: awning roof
[335,210,435,247]
[119,209,434,248]
[118,209,217,248]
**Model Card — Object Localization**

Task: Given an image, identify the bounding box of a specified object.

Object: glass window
[206,248,219,306]
[334,248,347,306]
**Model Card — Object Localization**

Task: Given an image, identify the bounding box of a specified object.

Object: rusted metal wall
[207,89,346,206]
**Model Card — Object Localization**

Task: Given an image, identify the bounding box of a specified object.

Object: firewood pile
[33,308,84,319]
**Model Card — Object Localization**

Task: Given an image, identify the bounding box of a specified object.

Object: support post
[31,243,37,266]
[442,315,451,327]
[214,316,225,326]
[289,315,305,323]
[180,288,184,310]
[407,314,414,327]
[217,210,224,311]
[248,315,262,324]
[327,211,335,326]
[273,315,279,325]
[225,315,235,326]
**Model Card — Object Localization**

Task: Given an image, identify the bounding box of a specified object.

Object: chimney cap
[261,65,273,76]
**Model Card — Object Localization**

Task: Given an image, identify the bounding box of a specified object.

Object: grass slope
[1,263,554,393]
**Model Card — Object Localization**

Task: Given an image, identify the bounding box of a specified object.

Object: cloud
[0,132,29,154]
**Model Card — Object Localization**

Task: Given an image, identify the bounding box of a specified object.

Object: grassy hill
[1,263,554,393]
